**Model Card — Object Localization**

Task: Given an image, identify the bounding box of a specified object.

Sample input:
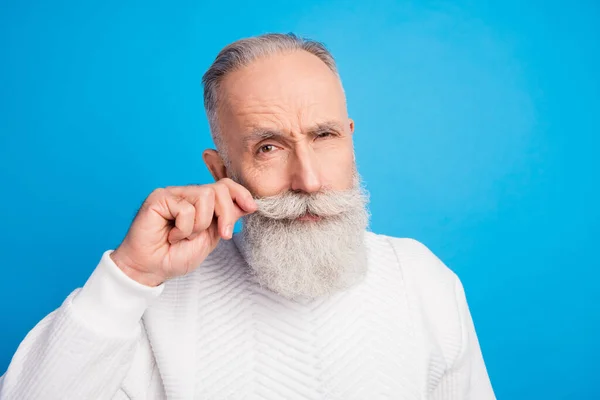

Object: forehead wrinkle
[221,83,347,151]
[233,101,293,128]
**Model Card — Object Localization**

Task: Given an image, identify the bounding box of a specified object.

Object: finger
[145,188,191,223]
[163,182,255,240]
[188,188,215,240]
[217,178,258,213]
[166,186,215,236]
[192,187,215,233]
[162,194,195,244]
[165,182,256,215]
[211,182,244,240]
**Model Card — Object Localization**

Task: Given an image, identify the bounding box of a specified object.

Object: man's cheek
[322,159,354,190]
[245,171,289,197]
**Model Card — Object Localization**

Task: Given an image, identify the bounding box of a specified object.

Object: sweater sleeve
[0,250,164,400]
[431,276,496,400]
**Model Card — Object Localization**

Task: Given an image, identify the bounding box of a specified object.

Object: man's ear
[202,149,228,181]
[348,118,355,135]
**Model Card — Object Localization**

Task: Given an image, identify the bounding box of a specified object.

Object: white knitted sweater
[0,232,495,399]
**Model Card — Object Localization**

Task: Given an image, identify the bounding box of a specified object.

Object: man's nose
[289,146,323,194]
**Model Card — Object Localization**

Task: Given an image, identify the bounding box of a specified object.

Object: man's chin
[240,213,368,301]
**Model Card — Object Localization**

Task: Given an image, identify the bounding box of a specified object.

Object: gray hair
[201,33,340,163]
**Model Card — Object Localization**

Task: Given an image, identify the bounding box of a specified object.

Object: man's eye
[258,144,275,153]
[317,132,334,139]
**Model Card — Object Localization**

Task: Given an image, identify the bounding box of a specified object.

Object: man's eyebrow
[307,121,345,136]
[242,128,286,148]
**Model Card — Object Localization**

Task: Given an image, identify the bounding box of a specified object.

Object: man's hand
[110,178,257,287]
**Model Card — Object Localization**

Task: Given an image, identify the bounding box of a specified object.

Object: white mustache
[253,187,367,220]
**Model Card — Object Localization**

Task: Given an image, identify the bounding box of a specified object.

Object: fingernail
[224,225,232,238]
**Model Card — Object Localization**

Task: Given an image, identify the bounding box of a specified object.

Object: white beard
[238,175,370,301]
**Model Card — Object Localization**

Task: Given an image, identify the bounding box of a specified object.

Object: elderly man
[0,33,495,399]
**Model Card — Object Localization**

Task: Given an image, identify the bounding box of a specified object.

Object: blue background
[1,0,599,398]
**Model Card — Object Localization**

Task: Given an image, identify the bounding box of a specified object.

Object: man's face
[204,49,368,300]
[216,50,355,197]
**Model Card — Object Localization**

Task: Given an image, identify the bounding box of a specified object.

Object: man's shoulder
[367,232,465,364]
[365,231,460,288]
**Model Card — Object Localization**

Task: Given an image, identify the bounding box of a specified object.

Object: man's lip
[296,213,322,222]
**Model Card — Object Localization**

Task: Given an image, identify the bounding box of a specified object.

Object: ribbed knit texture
[0,232,495,399]
[0,291,140,399]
